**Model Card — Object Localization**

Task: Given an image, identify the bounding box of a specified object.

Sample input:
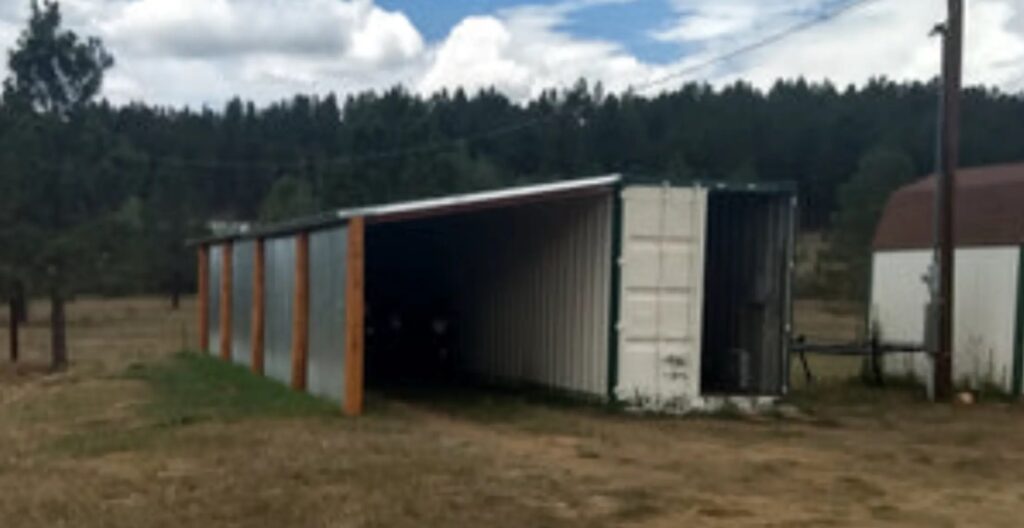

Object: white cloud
[0,0,426,106]
[0,0,1021,107]
[419,1,657,101]
[648,0,1024,93]
[101,0,422,63]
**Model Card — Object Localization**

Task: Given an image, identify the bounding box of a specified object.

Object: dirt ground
[1,297,1024,527]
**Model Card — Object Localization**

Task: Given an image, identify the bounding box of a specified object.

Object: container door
[616,185,707,409]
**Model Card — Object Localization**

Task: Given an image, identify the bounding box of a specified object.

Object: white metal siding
[231,241,254,367]
[207,245,222,354]
[616,185,707,409]
[308,227,348,402]
[455,193,613,397]
[264,237,296,385]
[871,247,1020,391]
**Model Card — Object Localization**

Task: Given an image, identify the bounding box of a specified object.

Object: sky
[0,0,1021,108]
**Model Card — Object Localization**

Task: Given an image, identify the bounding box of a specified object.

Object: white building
[871,162,1024,393]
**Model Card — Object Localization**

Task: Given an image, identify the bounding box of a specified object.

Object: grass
[124,351,338,426]
[52,351,338,457]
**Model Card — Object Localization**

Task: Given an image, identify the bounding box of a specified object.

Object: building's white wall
[871,247,1020,392]
[455,193,613,397]
[616,185,707,410]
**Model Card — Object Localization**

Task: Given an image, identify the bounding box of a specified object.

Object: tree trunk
[50,288,67,371]
[13,280,27,324]
[170,271,181,311]
[8,297,18,363]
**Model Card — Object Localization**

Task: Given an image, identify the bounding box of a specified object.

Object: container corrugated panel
[264,236,296,385]
[207,245,222,354]
[231,240,255,367]
[307,226,348,402]
[616,186,707,408]
[455,192,613,397]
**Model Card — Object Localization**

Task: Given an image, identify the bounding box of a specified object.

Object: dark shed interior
[701,190,793,395]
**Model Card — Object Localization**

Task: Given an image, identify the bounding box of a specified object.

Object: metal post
[935,0,963,400]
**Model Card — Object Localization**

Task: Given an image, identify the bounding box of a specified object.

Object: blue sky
[0,0,1021,107]
[378,0,683,63]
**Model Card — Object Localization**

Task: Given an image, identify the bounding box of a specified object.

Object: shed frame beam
[343,217,366,416]
[291,232,310,390]
[252,238,266,375]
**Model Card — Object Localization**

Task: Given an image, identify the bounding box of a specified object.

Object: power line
[119,0,885,172]
[630,0,882,94]
[115,114,551,172]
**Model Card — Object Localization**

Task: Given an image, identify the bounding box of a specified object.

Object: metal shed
[194,175,796,415]
[872,162,1024,393]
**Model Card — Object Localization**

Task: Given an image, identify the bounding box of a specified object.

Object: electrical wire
[629,0,883,94]
[111,0,887,171]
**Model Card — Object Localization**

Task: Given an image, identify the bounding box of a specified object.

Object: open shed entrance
[363,187,614,398]
[700,190,793,395]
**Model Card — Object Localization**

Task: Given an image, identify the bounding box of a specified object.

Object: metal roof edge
[620,174,797,194]
[187,173,622,247]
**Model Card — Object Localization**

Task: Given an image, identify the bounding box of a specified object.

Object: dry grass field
[1,297,1023,527]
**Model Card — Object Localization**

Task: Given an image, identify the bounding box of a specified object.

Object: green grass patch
[51,352,338,458]
[124,351,338,426]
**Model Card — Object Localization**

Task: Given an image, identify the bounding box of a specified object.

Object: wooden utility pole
[935,0,963,400]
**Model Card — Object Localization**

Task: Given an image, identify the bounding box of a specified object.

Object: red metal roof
[873,162,1024,250]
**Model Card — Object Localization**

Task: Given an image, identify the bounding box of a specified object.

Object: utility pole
[934,0,963,400]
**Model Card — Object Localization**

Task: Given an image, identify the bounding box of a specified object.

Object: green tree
[3,0,114,370]
[828,146,916,298]
[259,176,318,222]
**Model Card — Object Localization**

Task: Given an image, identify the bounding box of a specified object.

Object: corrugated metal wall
[307,227,348,402]
[616,186,707,409]
[453,193,613,397]
[207,245,223,353]
[231,240,255,367]
[264,236,296,385]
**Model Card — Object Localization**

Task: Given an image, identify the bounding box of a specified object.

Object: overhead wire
[113,0,886,171]
[629,0,883,94]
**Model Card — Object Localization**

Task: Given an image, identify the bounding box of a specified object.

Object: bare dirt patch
[0,297,1022,527]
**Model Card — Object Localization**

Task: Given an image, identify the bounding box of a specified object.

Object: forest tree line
[3,2,1024,309]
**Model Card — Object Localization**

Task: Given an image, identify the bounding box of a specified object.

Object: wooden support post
[198,244,210,353]
[291,232,310,391]
[343,217,366,416]
[251,238,266,375]
[220,241,233,361]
